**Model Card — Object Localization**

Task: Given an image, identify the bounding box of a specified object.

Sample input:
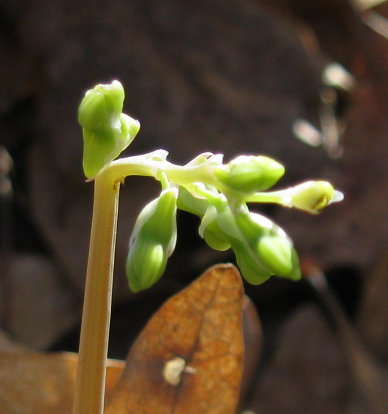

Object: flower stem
[72,172,120,414]
[245,190,292,207]
[71,152,222,414]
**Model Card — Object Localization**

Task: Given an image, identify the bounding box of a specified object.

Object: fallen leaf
[0,352,124,414]
[0,264,244,414]
[106,263,245,414]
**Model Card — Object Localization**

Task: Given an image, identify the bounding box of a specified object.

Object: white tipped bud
[290,180,343,214]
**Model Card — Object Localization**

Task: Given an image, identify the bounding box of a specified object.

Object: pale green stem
[72,153,227,414]
[72,155,210,414]
[72,172,120,414]
[245,190,293,207]
[107,154,217,186]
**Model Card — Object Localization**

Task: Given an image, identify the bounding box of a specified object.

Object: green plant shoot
[73,80,343,414]
[79,80,343,291]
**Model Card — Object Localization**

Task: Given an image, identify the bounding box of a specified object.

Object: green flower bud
[234,209,271,243]
[78,80,124,129]
[127,242,166,293]
[226,208,301,281]
[215,206,244,241]
[202,220,231,251]
[213,155,285,195]
[126,188,178,292]
[232,240,272,285]
[177,187,231,251]
[290,180,343,214]
[211,206,273,283]
[177,186,208,217]
[78,80,140,179]
[257,235,293,276]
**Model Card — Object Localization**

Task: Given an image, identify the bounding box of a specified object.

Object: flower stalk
[72,173,119,414]
[73,80,344,414]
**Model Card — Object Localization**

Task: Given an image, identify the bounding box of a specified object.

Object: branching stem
[72,155,211,414]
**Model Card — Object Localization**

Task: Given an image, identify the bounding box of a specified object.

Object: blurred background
[1,0,388,412]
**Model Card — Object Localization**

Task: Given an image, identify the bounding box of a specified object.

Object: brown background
[1,0,388,412]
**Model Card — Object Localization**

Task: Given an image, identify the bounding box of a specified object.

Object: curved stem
[107,154,217,187]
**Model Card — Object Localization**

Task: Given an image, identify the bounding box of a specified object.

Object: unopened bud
[78,80,124,129]
[126,188,177,292]
[78,80,140,179]
[232,240,272,285]
[257,235,293,276]
[202,221,231,251]
[213,155,285,194]
[178,187,231,251]
[232,208,301,281]
[127,242,165,293]
[177,186,208,216]
[290,180,343,214]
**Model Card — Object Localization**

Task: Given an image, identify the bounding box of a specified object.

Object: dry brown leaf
[106,264,244,414]
[0,264,244,414]
[0,352,75,414]
[0,352,124,414]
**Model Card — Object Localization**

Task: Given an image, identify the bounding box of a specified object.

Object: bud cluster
[78,80,343,292]
[126,152,342,291]
[178,189,300,285]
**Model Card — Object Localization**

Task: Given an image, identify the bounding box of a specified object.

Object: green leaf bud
[78,80,140,179]
[290,180,343,214]
[126,188,178,292]
[213,155,285,195]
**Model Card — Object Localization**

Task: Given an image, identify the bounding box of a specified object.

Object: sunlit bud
[127,242,166,293]
[290,180,344,214]
[231,240,272,285]
[257,235,293,277]
[231,208,301,281]
[202,220,231,251]
[213,155,285,194]
[126,188,178,292]
[234,209,271,243]
[78,80,125,128]
[212,207,273,283]
[78,80,140,179]
[215,206,244,241]
[177,186,208,217]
